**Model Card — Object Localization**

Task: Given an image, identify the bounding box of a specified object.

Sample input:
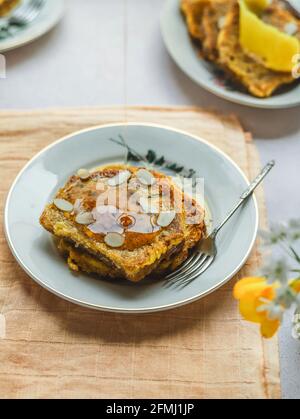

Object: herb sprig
[109,135,196,180]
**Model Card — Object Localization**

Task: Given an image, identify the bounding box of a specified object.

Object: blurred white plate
[0,0,64,53]
[161,0,300,109]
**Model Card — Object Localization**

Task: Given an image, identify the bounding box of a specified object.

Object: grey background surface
[1,0,300,399]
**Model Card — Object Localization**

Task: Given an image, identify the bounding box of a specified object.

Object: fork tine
[165,255,196,280]
[176,257,214,288]
[166,253,206,283]
[174,255,211,283]
[165,252,204,281]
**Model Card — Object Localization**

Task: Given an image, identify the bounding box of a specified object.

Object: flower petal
[291,279,300,294]
[233,277,266,299]
[239,295,264,323]
[234,277,281,338]
[260,319,280,339]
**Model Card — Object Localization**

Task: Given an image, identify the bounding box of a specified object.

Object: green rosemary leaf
[188,169,197,178]
[174,166,184,173]
[155,156,166,166]
[166,163,178,171]
[110,136,145,163]
[146,150,156,163]
[127,151,141,162]
[109,137,125,147]
[109,136,197,182]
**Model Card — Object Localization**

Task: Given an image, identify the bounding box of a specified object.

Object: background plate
[161,0,300,109]
[4,123,258,313]
[0,0,64,53]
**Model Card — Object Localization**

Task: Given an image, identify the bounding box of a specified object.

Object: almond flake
[218,16,226,30]
[53,199,74,212]
[104,232,125,248]
[77,168,90,180]
[73,199,83,215]
[284,22,298,36]
[107,170,131,187]
[157,211,176,227]
[75,212,95,225]
[137,169,156,186]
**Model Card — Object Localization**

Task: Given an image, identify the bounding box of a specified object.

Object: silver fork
[0,0,44,33]
[165,161,275,288]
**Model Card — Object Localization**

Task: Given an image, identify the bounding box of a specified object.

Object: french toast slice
[40,165,206,282]
[181,0,209,43]
[57,238,185,279]
[217,2,297,97]
[201,0,236,62]
[56,215,203,280]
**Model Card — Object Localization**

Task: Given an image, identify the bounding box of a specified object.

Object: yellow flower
[233,277,280,338]
[291,279,300,294]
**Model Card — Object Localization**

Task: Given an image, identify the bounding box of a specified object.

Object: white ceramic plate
[161,0,300,109]
[4,123,258,313]
[0,0,64,53]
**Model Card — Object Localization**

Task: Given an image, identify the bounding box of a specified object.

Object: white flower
[268,305,284,321]
[283,219,300,242]
[261,258,290,284]
[292,311,300,340]
[296,294,300,310]
[275,286,297,309]
[257,299,284,321]
[260,224,288,246]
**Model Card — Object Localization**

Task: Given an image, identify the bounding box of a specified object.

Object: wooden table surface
[0,0,299,398]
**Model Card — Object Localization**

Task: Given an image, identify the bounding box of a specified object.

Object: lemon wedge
[239,0,300,72]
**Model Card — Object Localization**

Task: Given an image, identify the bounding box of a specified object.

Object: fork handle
[211,160,275,237]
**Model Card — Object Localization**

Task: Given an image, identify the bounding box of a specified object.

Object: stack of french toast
[181,0,300,97]
[40,165,206,282]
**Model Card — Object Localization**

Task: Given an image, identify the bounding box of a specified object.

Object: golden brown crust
[57,239,123,279]
[40,204,186,282]
[57,239,188,279]
[181,0,209,42]
[40,165,206,282]
[56,221,203,280]
[201,0,235,62]
[0,0,20,16]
